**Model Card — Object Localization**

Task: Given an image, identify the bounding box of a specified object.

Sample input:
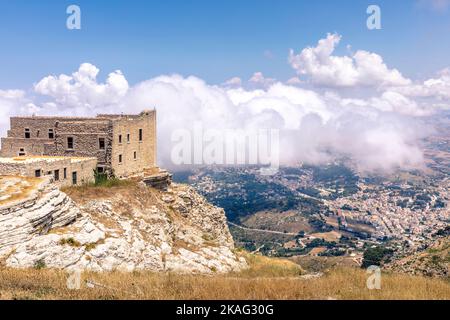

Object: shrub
[85,243,97,251]
[94,169,109,185]
[59,237,81,247]
[361,246,394,268]
[34,258,46,270]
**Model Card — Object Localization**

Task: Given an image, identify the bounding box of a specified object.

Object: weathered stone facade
[0,156,97,187]
[0,110,157,177]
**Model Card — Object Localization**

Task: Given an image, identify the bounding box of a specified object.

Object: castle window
[36,130,40,138]
[139,129,143,141]
[72,171,77,185]
[127,134,130,143]
[99,138,105,150]
[134,151,137,159]
[18,148,26,156]
[67,137,74,149]
[97,166,104,173]
[35,170,41,178]
[54,170,60,181]
[118,134,122,144]
[24,128,30,139]
[63,168,67,179]
[48,129,54,139]
[119,154,122,163]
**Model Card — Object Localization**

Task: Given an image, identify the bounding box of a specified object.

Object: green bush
[94,169,109,185]
[93,169,129,187]
[34,258,46,270]
[361,246,394,268]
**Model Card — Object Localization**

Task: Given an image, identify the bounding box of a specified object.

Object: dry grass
[310,231,342,242]
[0,254,448,300]
[235,252,304,278]
[61,180,138,203]
[0,176,43,206]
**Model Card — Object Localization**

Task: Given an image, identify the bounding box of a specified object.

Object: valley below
[172,121,450,279]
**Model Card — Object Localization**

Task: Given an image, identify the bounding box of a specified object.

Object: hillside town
[176,161,449,259]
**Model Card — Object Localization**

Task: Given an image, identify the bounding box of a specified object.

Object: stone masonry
[0,156,97,187]
[0,110,157,178]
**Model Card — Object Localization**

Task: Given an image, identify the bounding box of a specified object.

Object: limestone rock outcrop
[0,177,78,256]
[0,177,247,273]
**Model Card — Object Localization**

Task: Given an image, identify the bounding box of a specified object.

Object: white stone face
[0,179,247,273]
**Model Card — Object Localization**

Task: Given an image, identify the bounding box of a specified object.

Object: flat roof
[10,111,155,121]
[0,156,97,164]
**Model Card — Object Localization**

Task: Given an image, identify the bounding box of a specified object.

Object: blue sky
[0,0,449,88]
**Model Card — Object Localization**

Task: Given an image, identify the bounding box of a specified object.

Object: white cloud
[248,72,276,89]
[286,77,302,85]
[7,25,448,173]
[369,91,430,116]
[34,63,129,112]
[391,68,450,101]
[288,33,411,88]
[0,90,38,137]
[4,63,427,172]
[222,76,242,88]
[224,72,277,90]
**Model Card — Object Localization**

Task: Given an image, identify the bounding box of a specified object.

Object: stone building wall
[110,110,156,177]
[0,111,156,178]
[48,120,111,168]
[69,158,98,186]
[7,117,59,138]
[0,157,97,187]
[0,138,49,157]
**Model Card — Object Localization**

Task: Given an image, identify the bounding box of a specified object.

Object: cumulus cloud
[223,72,277,90]
[222,76,242,88]
[2,33,445,172]
[286,77,303,86]
[0,90,38,137]
[335,91,431,116]
[34,63,129,112]
[390,68,450,101]
[1,63,428,173]
[288,33,411,88]
[248,72,277,89]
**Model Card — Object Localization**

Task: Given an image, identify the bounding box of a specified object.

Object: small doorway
[72,171,77,185]
[54,170,60,181]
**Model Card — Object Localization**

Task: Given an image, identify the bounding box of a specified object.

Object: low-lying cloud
[1,34,448,173]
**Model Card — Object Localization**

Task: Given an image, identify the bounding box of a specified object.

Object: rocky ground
[0,177,246,273]
[387,236,449,278]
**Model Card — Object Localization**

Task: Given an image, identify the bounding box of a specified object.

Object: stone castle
[0,110,163,187]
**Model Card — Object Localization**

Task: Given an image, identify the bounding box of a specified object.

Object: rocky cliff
[0,177,79,256]
[0,177,246,273]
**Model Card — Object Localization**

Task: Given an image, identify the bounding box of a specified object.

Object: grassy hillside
[0,253,448,300]
[388,236,449,277]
